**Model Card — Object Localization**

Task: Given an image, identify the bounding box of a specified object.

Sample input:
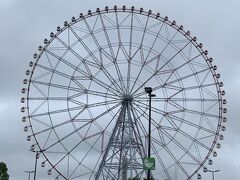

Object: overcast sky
[0,0,239,179]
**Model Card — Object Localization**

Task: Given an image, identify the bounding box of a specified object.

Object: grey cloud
[0,0,239,179]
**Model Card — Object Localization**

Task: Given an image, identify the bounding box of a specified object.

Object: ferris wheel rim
[21,5,226,180]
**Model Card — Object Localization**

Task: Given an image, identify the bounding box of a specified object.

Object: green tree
[0,162,9,180]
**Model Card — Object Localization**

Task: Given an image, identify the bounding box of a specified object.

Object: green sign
[143,157,155,170]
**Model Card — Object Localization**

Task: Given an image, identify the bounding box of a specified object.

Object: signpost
[143,157,155,171]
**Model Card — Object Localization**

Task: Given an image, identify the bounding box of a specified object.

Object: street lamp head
[144,87,153,94]
[25,170,35,173]
[197,173,202,179]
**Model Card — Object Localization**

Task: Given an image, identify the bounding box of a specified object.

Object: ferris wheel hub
[122,94,133,102]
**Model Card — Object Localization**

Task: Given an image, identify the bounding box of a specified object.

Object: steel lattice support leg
[95,99,146,180]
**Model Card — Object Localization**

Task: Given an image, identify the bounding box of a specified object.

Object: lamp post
[33,152,39,180]
[29,149,40,180]
[203,167,220,180]
[24,170,34,180]
[144,87,156,180]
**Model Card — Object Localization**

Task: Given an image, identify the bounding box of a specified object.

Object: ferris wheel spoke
[203,101,219,113]
[30,100,47,115]
[53,36,93,75]
[83,99,120,108]
[28,97,68,101]
[202,86,219,99]
[31,79,84,93]
[85,85,119,99]
[73,102,121,124]
[31,71,52,81]
[144,21,165,63]
[165,82,217,94]
[77,20,125,94]
[32,117,74,137]
[131,102,167,138]
[54,123,102,156]
[131,38,192,96]
[43,103,121,156]
[128,14,150,94]
[128,12,134,57]
[126,59,131,94]
[31,79,119,100]
[201,69,211,85]
[43,122,91,152]
[42,129,53,150]
[134,81,217,100]
[166,67,211,86]
[114,10,122,44]
[162,129,201,164]
[52,131,103,173]
[162,144,190,178]
[99,14,116,58]
[124,13,135,94]
[166,114,216,135]
[126,104,147,172]
[45,49,121,96]
[132,106,166,134]
[30,116,52,129]
[130,22,180,94]
[194,142,203,162]
[132,100,214,137]
[36,62,89,91]
[150,133,166,148]
[132,81,182,98]
[202,115,217,132]
[69,162,93,179]
[43,50,54,69]
[134,97,219,103]
[176,128,211,151]
[85,89,118,99]
[129,58,145,94]
[160,52,203,85]
[161,129,202,164]
[89,153,104,178]
[133,99,166,116]
[68,134,103,179]
[136,14,149,49]
[114,11,128,94]
[182,109,219,119]
[151,142,172,180]
[74,111,119,146]
[30,81,48,97]
[100,46,127,93]
[129,104,147,155]
[101,13,117,26]
[29,105,86,118]
[167,100,185,111]
[134,99,178,131]
[36,63,73,81]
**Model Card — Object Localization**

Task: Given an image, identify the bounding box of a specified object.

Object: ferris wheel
[21,5,227,180]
